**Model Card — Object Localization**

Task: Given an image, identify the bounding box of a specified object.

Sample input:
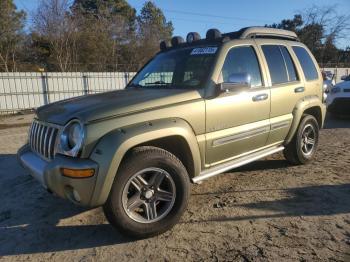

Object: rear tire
[103,146,190,238]
[283,114,319,165]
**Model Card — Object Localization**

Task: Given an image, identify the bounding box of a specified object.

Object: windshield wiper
[127,83,143,88]
[144,81,169,86]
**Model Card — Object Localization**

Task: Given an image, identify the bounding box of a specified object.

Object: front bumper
[17,144,99,206]
[327,98,350,115]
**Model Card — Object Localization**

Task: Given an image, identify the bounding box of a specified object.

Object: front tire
[103,146,190,238]
[283,115,319,165]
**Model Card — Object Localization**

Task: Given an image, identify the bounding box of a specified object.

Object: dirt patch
[0,116,349,261]
[0,123,31,130]
[0,113,33,130]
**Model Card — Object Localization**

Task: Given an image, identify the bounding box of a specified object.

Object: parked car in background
[326,75,350,116]
[323,70,335,83]
[341,75,350,81]
[322,71,334,100]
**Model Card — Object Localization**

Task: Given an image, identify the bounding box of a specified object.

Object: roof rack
[239,27,299,41]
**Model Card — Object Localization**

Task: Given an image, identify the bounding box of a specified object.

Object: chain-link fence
[0,72,136,115]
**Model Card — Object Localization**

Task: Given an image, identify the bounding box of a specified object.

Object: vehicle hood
[335,81,350,89]
[36,88,202,125]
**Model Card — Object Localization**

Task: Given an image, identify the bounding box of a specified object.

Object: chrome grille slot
[29,120,60,160]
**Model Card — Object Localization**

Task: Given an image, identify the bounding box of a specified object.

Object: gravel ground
[0,114,349,261]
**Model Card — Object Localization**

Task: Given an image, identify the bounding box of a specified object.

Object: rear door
[291,45,322,99]
[256,41,305,145]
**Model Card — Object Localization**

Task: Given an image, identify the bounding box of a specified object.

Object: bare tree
[268,5,350,65]
[33,0,79,71]
[301,5,350,64]
[302,5,350,42]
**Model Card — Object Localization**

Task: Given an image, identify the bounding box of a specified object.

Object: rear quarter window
[292,46,319,81]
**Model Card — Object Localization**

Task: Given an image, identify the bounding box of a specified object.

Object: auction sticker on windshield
[191,47,218,55]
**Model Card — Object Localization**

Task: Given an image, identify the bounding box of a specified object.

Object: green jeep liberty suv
[18,27,326,238]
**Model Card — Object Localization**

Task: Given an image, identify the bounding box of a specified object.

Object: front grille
[29,120,60,159]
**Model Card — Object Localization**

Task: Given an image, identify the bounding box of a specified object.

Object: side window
[262,45,289,85]
[221,46,262,88]
[292,46,318,81]
[280,46,298,82]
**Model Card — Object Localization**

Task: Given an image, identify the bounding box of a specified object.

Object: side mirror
[219,73,251,93]
[341,75,347,81]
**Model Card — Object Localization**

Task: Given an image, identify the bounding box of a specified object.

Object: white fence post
[41,72,49,105]
[82,74,89,95]
[124,72,129,86]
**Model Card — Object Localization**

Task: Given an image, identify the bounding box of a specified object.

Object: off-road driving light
[160,40,171,51]
[206,28,221,40]
[58,119,85,157]
[171,36,184,47]
[186,32,201,43]
[61,168,95,178]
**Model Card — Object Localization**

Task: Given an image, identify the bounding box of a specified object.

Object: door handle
[252,93,268,102]
[294,87,305,93]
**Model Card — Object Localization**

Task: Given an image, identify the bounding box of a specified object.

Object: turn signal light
[61,168,95,178]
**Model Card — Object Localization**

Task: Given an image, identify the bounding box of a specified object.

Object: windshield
[129,46,218,89]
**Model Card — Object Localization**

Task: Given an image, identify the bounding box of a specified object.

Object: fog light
[64,185,82,203]
[61,168,94,178]
[73,189,81,202]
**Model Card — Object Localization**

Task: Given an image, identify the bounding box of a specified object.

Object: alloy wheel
[122,167,176,223]
[301,123,316,156]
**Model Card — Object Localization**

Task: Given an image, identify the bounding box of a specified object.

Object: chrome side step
[192,146,284,183]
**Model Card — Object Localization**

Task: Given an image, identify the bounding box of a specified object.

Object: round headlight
[68,122,82,148]
[59,119,84,157]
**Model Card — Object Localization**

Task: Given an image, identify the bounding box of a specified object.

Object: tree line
[266,5,350,68]
[0,0,349,72]
[0,0,173,72]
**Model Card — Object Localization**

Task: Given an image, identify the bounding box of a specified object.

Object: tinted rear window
[262,45,289,85]
[292,46,318,81]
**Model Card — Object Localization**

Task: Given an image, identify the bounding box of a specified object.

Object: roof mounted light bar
[159,26,299,51]
[186,32,201,43]
[171,36,184,47]
[160,40,171,51]
[206,28,222,40]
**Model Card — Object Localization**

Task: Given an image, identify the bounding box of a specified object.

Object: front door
[205,45,270,166]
